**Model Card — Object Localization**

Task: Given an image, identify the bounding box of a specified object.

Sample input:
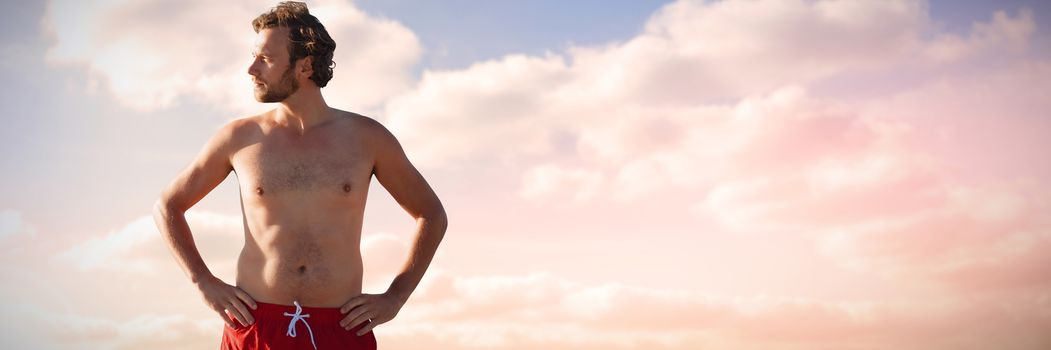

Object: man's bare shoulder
[218,113,269,143]
[333,109,392,140]
[333,109,374,125]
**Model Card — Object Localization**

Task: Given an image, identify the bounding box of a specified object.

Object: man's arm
[338,118,448,335]
[369,120,448,303]
[152,119,257,328]
[153,121,237,283]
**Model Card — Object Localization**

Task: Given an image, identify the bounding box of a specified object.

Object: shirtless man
[152,2,447,349]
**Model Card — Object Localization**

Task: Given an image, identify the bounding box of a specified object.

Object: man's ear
[298,56,314,78]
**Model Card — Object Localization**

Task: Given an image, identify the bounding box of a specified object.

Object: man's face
[248,27,300,103]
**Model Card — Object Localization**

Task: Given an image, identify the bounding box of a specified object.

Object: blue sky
[354,0,674,71]
[352,0,1051,72]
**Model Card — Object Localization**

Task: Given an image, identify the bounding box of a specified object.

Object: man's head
[248,1,336,103]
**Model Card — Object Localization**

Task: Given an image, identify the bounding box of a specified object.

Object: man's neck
[273,87,333,133]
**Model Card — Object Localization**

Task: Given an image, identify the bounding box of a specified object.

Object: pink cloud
[376,0,1036,204]
[374,270,1051,349]
[4,208,1050,349]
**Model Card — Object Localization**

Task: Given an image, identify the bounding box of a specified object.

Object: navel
[297,265,307,274]
[255,186,265,195]
[342,183,352,193]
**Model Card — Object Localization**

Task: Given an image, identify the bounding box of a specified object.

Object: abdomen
[236,217,366,307]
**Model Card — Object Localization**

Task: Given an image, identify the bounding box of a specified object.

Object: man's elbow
[153,199,172,223]
[152,197,184,217]
[419,206,448,230]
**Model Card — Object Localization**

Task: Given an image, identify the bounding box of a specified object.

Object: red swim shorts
[221,300,377,350]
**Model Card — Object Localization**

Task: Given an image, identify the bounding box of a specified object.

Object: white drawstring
[283,300,318,350]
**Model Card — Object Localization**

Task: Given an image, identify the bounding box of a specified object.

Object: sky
[1,0,1050,349]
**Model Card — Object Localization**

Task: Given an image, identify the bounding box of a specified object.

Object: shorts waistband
[251,301,344,323]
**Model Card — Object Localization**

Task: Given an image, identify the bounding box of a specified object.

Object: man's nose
[247,60,260,77]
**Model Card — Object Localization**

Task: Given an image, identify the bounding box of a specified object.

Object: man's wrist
[191,272,216,286]
[385,287,411,304]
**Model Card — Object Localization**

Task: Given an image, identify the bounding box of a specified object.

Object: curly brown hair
[252,1,337,87]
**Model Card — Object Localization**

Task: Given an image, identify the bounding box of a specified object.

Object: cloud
[42,0,421,114]
[0,209,36,238]
[373,270,1051,350]
[2,213,410,348]
[361,232,411,289]
[367,0,1051,300]
[817,180,1051,291]
[922,9,1036,63]
[686,56,1051,292]
[3,267,1047,350]
[52,210,419,287]
[56,210,242,274]
[8,207,1051,349]
[518,163,604,205]
[0,300,222,350]
[697,138,944,232]
[20,0,1051,349]
[690,63,1051,292]
[858,59,1051,182]
[0,240,221,350]
[378,0,1035,191]
[383,53,572,168]
[360,3,1051,347]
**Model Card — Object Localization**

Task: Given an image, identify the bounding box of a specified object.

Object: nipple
[342,183,351,193]
[255,187,265,195]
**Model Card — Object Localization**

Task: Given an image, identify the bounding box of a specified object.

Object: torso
[229,109,375,307]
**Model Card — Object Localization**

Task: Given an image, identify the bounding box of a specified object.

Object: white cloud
[56,210,242,274]
[519,163,603,205]
[383,53,572,168]
[42,0,421,115]
[378,0,1035,201]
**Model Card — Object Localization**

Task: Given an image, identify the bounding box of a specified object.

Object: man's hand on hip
[196,275,258,329]
[339,292,406,336]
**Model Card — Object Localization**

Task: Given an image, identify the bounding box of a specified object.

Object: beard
[254,65,300,103]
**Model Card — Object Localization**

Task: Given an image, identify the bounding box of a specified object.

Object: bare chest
[230,126,374,200]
